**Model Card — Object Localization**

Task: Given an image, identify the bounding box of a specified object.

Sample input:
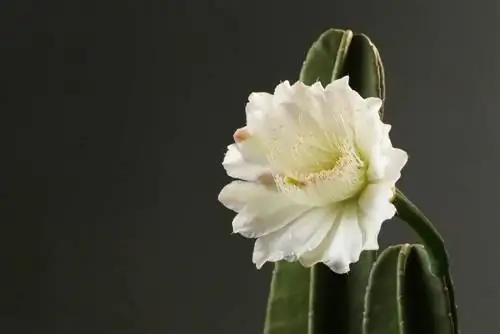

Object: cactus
[264,29,384,334]
[262,29,458,334]
[363,244,454,334]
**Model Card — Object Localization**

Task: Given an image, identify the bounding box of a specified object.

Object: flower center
[273,144,368,206]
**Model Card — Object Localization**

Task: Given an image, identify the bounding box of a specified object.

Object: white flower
[218,76,408,274]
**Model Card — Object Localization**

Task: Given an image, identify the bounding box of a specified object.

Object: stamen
[274,144,367,205]
[283,176,305,187]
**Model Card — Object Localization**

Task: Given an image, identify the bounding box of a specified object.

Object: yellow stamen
[283,176,305,187]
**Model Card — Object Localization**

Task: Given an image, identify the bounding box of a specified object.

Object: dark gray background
[1,1,498,333]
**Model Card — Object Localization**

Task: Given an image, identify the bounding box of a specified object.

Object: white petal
[357,183,395,251]
[219,180,309,239]
[252,207,333,268]
[362,123,408,183]
[273,80,293,104]
[299,204,363,274]
[358,207,393,251]
[382,148,408,182]
[319,76,366,140]
[364,97,383,115]
[274,81,325,124]
[354,99,385,155]
[236,132,269,165]
[245,92,274,134]
[233,197,309,239]
[366,144,389,181]
[218,181,269,212]
[327,75,351,91]
[357,183,396,250]
[222,143,269,181]
[245,99,287,149]
[358,183,395,218]
[310,81,325,94]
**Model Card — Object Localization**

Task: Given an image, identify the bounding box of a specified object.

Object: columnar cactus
[262,29,458,334]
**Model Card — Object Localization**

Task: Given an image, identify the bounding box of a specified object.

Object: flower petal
[352,96,391,180]
[383,148,408,182]
[274,81,325,125]
[356,182,396,250]
[236,131,269,165]
[319,76,366,138]
[219,180,308,238]
[245,92,274,134]
[358,208,392,251]
[273,80,293,104]
[233,197,309,239]
[366,146,388,181]
[364,97,383,116]
[222,143,269,181]
[218,180,269,212]
[357,183,395,249]
[299,204,363,274]
[358,183,396,219]
[252,207,334,268]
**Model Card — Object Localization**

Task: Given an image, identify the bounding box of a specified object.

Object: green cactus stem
[362,244,455,334]
[393,190,459,334]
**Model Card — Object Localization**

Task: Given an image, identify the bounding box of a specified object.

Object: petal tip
[337,75,350,85]
[252,255,265,269]
[329,263,350,274]
[363,242,380,251]
[233,127,250,143]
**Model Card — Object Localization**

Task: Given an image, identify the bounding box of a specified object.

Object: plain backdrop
[1,1,499,333]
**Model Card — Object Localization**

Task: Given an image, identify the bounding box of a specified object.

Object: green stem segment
[393,189,459,334]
